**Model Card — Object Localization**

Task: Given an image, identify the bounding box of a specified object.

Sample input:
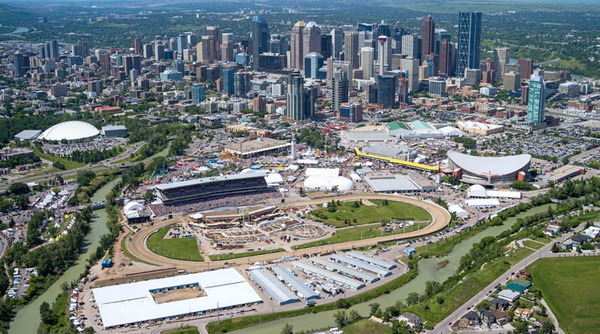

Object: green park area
[208,248,285,261]
[529,257,600,334]
[147,225,203,261]
[162,326,199,334]
[308,199,430,227]
[343,319,392,334]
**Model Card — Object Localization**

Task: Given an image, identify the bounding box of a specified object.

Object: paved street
[431,224,588,334]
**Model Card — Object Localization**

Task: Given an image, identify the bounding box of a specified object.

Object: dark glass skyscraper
[376,74,396,108]
[252,16,270,70]
[421,16,435,59]
[456,11,482,77]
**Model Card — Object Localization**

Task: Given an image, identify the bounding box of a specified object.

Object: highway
[0,141,150,191]
[431,224,587,334]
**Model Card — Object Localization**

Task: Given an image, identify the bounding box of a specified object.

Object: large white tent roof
[448,151,531,176]
[304,176,353,191]
[39,121,100,141]
[93,268,262,328]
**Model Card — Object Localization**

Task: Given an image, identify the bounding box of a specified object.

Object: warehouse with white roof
[93,268,262,328]
[272,266,320,300]
[247,268,299,305]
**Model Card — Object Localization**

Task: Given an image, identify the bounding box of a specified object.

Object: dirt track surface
[125,193,451,271]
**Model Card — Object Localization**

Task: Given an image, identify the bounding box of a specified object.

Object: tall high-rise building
[503,71,520,91]
[438,39,455,77]
[221,33,234,62]
[154,42,165,61]
[320,35,332,59]
[99,53,111,73]
[332,69,349,112]
[400,57,419,92]
[527,71,546,124]
[401,34,421,60]
[376,74,396,108]
[221,67,236,95]
[197,36,216,64]
[123,55,142,76]
[464,68,482,86]
[434,29,451,55]
[303,22,322,62]
[421,16,435,59]
[206,26,220,59]
[177,34,188,60]
[304,53,325,79]
[377,36,391,75]
[134,38,143,55]
[234,71,251,96]
[361,46,374,80]
[12,53,27,77]
[143,43,154,59]
[192,83,206,104]
[518,58,534,80]
[457,11,482,76]
[290,21,306,69]
[42,40,59,60]
[344,30,359,69]
[494,47,510,78]
[331,28,344,60]
[285,71,314,120]
[251,16,270,70]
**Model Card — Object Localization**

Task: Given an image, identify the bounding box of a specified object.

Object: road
[0,141,150,191]
[432,224,587,334]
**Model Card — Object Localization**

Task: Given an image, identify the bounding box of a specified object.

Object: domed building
[447,151,531,186]
[304,176,354,192]
[38,121,100,141]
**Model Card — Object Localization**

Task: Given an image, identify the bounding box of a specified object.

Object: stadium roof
[38,121,100,141]
[155,172,265,191]
[93,268,262,328]
[364,174,421,193]
[448,151,531,176]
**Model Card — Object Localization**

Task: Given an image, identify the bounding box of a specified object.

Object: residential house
[397,312,421,329]
[477,309,496,326]
[463,311,480,326]
[490,310,510,325]
[517,268,531,280]
[583,226,600,238]
[498,289,520,302]
[515,308,533,320]
[571,234,593,248]
[491,298,510,311]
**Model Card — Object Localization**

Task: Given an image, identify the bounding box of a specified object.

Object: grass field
[208,248,285,261]
[162,326,199,334]
[529,257,600,334]
[343,319,392,334]
[34,148,86,170]
[293,222,428,250]
[308,200,430,227]
[147,226,204,262]
[410,247,534,324]
[523,240,545,250]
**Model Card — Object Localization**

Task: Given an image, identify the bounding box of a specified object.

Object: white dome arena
[39,121,100,141]
[304,176,354,192]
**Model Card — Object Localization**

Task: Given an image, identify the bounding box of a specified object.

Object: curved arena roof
[304,176,353,192]
[39,121,100,141]
[448,151,531,176]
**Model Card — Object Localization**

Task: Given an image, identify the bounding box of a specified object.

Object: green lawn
[147,226,204,261]
[162,326,199,334]
[409,248,534,324]
[523,240,545,250]
[293,222,428,250]
[343,319,392,334]
[34,148,86,170]
[208,248,285,261]
[529,257,600,334]
[308,200,430,227]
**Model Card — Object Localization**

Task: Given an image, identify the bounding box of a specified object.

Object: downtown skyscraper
[456,12,482,77]
[252,16,270,70]
[421,16,435,59]
[527,71,546,124]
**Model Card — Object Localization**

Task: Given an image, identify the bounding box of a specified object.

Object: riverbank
[8,177,119,334]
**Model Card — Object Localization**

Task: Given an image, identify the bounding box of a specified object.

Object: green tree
[8,182,29,195]
[406,292,420,305]
[511,180,534,191]
[369,303,381,316]
[347,309,361,324]
[39,301,55,325]
[333,310,348,328]
[280,323,294,334]
[53,161,66,170]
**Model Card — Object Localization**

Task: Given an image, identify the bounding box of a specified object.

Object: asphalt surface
[431,224,587,334]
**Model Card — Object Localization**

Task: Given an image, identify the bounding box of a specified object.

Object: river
[2,27,29,35]
[233,204,554,334]
[9,178,121,334]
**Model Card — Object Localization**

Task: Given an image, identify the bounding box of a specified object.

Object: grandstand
[150,173,280,216]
